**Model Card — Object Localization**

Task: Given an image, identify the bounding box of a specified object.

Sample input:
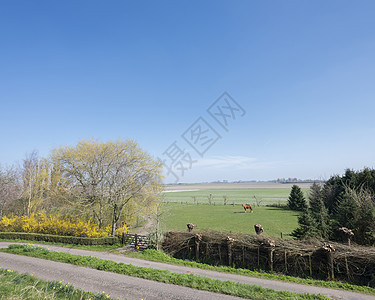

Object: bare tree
[253,195,263,206]
[0,165,22,218]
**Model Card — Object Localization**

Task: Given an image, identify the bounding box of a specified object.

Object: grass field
[161,203,300,237]
[163,182,311,206]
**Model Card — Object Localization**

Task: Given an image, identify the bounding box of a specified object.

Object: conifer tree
[291,207,319,239]
[287,185,307,211]
[334,187,375,245]
[309,183,330,239]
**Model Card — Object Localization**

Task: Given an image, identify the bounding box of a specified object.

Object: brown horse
[242,203,253,213]
[187,223,196,232]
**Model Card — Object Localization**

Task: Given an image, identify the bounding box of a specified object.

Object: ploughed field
[161,182,311,237]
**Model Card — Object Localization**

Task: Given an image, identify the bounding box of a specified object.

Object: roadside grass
[163,188,310,205]
[2,240,375,296]
[123,248,375,295]
[0,238,122,251]
[162,203,299,237]
[0,267,115,299]
[2,244,328,300]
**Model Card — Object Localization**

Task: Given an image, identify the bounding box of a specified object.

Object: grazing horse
[254,224,263,235]
[187,223,196,232]
[242,204,253,213]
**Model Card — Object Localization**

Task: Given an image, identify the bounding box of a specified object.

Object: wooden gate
[121,233,149,249]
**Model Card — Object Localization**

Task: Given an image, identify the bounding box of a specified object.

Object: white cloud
[193,155,279,170]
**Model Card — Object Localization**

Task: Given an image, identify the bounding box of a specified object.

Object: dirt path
[129,216,154,235]
[0,242,374,300]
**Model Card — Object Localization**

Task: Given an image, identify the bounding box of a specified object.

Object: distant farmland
[163,182,312,206]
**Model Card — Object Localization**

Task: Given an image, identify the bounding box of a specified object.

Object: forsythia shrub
[0,213,128,238]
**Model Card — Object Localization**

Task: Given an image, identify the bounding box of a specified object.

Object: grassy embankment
[125,248,375,295]
[0,267,114,300]
[2,240,375,296]
[0,238,121,251]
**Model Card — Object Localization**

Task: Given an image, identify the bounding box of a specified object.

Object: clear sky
[1,1,374,183]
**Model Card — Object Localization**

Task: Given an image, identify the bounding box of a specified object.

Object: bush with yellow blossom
[0,213,128,238]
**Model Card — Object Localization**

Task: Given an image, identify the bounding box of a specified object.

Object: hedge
[0,232,119,245]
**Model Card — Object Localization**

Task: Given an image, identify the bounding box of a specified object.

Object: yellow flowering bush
[115,222,128,236]
[0,213,128,238]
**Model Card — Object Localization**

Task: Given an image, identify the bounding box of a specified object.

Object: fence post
[345,254,350,280]
[226,237,234,267]
[242,246,245,266]
[263,240,275,272]
[195,234,202,260]
[134,234,138,249]
[322,244,335,280]
[284,249,288,273]
[328,251,334,280]
[269,248,275,272]
[122,232,126,245]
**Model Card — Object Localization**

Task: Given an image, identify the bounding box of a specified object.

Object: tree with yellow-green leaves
[21,151,51,217]
[52,139,163,237]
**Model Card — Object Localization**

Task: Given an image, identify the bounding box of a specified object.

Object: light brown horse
[242,203,253,213]
[187,223,196,232]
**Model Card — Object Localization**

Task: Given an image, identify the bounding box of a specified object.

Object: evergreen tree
[334,188,357,230]
[334,187,375,245]
[322,175,343,214]
[292,183,329,239]
[291,207,319,239]
[287,185,307,211]
[309,183,330,239]
[292,169,375,245]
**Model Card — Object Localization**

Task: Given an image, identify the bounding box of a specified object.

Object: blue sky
[1,1,374,183]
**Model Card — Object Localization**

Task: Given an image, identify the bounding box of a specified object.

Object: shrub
[0,213,127,238]
[0,232,119,245]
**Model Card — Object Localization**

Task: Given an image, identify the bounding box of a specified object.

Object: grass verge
[2,239,375,296]
[122,248,375,296]
[0,267,116,299]
[3,244,327,300]
[0,238,122,251]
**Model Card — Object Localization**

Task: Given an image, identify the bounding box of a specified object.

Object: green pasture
[161,203,300,237]
[163,188,310,206]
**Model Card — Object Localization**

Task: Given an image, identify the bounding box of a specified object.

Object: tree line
[288,168,375,246]
[0,139,163,237]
